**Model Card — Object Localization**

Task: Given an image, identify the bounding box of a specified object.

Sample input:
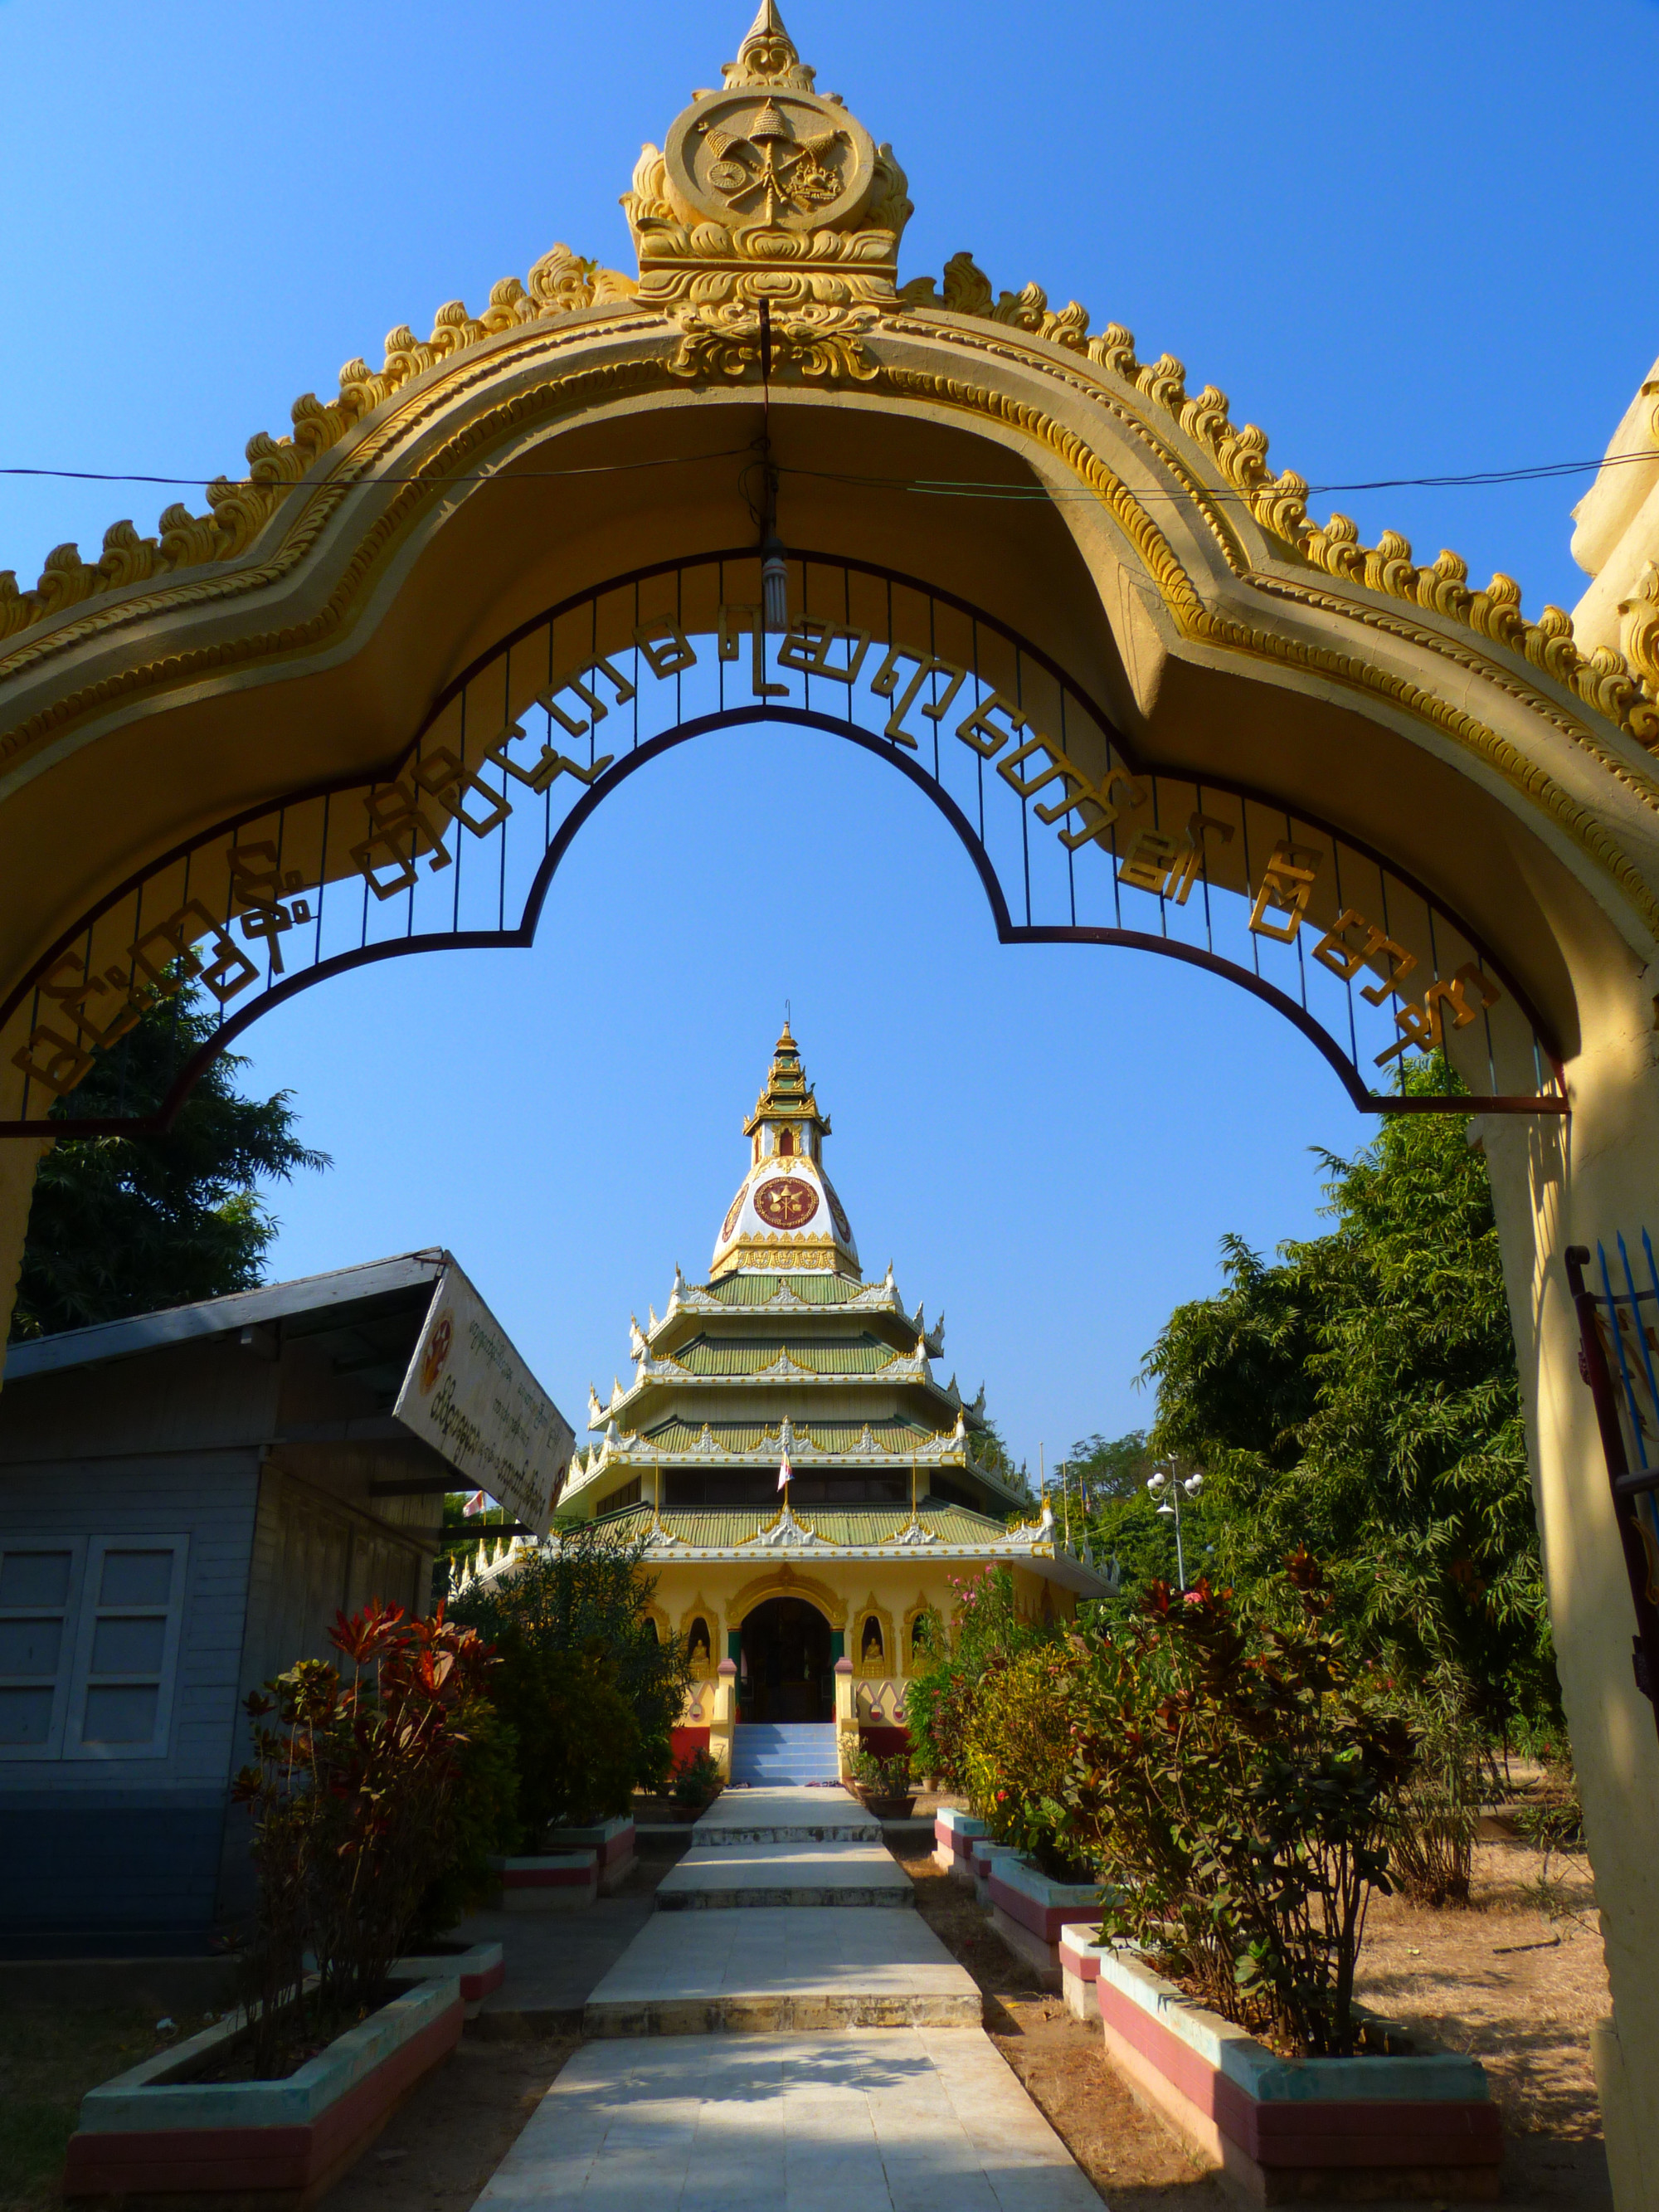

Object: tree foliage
[1141,1055,1556,1727]
[12,982,328,1341]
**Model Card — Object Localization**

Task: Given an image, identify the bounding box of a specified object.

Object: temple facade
[551,1026,1109,1774]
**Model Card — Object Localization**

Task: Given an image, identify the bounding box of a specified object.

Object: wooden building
[0,1250,572,1956]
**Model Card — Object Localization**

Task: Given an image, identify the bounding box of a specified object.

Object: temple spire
[744,1021,828,1136]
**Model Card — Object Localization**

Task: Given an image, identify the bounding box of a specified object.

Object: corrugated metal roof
[669,1333,902,1377]
[640,1417,936,1452]
[593,1501,1016,1547]
[2,1250,449,1381]
[706,1274,865,1307]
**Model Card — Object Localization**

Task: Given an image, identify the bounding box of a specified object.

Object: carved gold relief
[625,0,909,373]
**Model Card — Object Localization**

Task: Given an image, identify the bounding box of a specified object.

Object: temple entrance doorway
[739,1597,833,1724]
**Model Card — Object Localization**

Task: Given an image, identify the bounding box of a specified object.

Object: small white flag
[777,1454,792,1493]
[462,1490,491,1518]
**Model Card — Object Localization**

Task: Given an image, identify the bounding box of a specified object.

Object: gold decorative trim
[0,245,637,658]
[873,353,1659,943]
[726,1565,846,1630]
[4,231,1657,950]
[0,326,674,770]
[892,256,1659,753]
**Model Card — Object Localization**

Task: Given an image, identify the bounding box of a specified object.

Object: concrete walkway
[584,1905,980,2033]
[692,1784,883,1844]
[474,2030,1103,2212]
[471,1786,1105,2209]
[656,1838,916,1909]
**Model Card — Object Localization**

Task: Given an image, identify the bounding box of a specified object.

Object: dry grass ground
[0,2009,173,2212]
[319,2033,581,2212]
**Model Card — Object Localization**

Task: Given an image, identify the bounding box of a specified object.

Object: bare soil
[319,2032,580,2212]
[1355,1841,1612,2205]
[899,1846,1615,2210]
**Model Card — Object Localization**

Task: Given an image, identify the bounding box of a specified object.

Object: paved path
[474,2030,1102,2212]
[656,1837,916,1909]
[469,1786,1106,2208]
[584,1904,979,2033]
[692,1783,882,1844]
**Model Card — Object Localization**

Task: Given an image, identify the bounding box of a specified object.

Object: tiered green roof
[561,1028,1020,1523]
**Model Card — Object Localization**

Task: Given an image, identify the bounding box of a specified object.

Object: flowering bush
[1060,1553,1414,2056]
[233,1601,502,2072]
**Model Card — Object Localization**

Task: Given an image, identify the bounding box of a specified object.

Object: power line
[777,447,1659,504]
[0,448,753,490]
[0,441,1652,509]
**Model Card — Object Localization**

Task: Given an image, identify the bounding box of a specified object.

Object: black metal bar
[1565,1243,1659,1728]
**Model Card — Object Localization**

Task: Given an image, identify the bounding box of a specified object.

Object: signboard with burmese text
[393,1262,573,1537]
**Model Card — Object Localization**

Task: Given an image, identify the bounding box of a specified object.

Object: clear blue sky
[3,1,1655,1474]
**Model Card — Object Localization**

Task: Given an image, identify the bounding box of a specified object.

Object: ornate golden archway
[5,7,1659,2187]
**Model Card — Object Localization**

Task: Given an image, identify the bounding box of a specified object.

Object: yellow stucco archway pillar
[1482,966,1659,2206]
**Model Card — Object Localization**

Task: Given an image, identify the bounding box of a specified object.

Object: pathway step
[582,1903,980,2034]
[475,2029,1102,2206]
[694,1784,880,1847]
[656,1840,914,1911]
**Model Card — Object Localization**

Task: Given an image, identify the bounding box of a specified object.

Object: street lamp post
[1146,1462,1204,1591]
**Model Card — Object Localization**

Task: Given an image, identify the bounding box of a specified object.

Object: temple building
[547,1026,1109,1779]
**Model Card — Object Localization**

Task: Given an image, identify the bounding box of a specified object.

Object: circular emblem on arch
[754,1177,820,1230]
[720,1190,747,1245]
[665,90,876,232]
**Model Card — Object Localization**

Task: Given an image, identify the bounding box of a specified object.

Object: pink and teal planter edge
[63,1943,504,2205]
[1060,1926,1502,2204]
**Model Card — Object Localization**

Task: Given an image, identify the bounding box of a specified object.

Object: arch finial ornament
[624,0,910,380]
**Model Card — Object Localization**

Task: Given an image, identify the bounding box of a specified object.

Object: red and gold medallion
[753,1177,820,1229]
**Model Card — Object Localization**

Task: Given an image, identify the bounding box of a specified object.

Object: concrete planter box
[1059,1922,1112,2021]
[488,1849,598,1912]
[932,1807,985,1884]
[983,1856,1102,1991]
[1092,1940,1501,2205]
[393,1940,504,2016]
[545,1815,637,1894]
[968,1834,1013,1907]
[64,1976,463,2206]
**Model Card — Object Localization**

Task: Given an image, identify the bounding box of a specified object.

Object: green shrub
[1061,1552,1413,2057]
[1384,1664,1488,1907]
[490,1634,640,1833]
[671,1746,723,1807]
[452,1523,689,1798]
[412,1693,520,1940]
[905,1567,1055,1791]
